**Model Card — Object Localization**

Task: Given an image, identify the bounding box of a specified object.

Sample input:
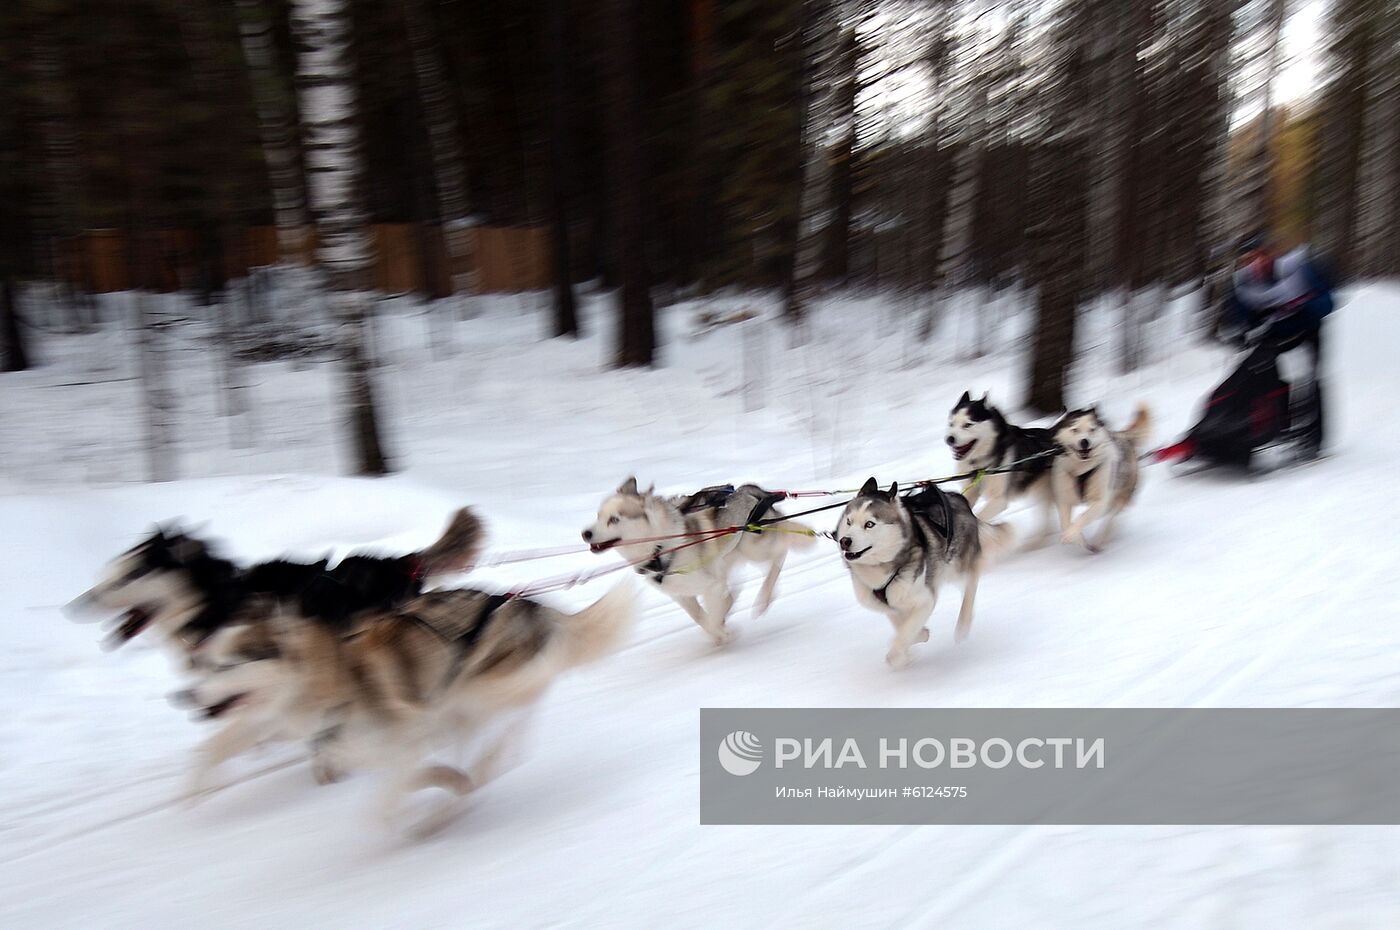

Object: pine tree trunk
[783,0,835,332]
[547,0,578,337]
[821,25,859,282]
[1353,27,1400,277]
[1238,0,1286,237]
[602,0,655,366]
[289,0,390,476]
[1026,140,1089,415]
[237,0,310,263]
[0,279,28,372]
[403,0,476,310]
[1195,0,1238,331]
[938,83,988,354]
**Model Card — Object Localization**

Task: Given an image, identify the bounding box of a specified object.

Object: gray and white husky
[174,582,634,835]
[1050,404,1152,552]
[583,478,816,645]
[945,392,1060,539]
[836,479,1014,668]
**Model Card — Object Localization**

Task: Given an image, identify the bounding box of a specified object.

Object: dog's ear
[859,477,879,497]
[887,481,899,498]
[617,476,638,496]
[957,390,970,407]
[644,483,655,497]
[980,391,989,403]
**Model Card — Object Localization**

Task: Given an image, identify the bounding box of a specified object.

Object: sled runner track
[1,755,304,866]
[757,561,1353,929]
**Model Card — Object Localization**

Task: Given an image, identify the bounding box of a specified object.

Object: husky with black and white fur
[945,392,1060,543]
[835,479,1014,669]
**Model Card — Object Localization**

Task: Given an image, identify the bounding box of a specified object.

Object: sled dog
[1050,405,1152,552]
[66,507,483,656]
[836,479,1013,668]
[68,508,483,788]
[177,581,635,835]
[945,392,1060,535]
[583,478,816,644]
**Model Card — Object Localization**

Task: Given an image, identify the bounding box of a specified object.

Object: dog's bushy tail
[977,520,1017,566]
[416,507,486,577]
[1122,403,1152,450]
[560,580,636,667]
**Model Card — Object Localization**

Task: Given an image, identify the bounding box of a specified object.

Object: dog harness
[397,592,513,691]
[871,488,957,606]
[1075,465,1099,502]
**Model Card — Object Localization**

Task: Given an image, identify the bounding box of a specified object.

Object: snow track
[3,287,1400,927]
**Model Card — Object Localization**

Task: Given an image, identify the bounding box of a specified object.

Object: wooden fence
[58,224,552,295]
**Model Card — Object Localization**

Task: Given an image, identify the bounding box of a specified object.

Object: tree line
[0,0,1396,471]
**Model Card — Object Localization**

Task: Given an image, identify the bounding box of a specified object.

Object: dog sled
[1152,339,1310,473]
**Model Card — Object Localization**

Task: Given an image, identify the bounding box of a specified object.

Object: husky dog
[836,479,1013,668]
[582,478,816,645]
[66,507,484,656]
[178,582,634,835]
[70,508,484,789]
[945,392,1060,532]
[1050,405,1152,552]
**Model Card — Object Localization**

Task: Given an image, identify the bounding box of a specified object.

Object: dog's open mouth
[201,694,247,720]
[101,606,153,649]
[588,538,620,554]
[1076,447,1094,461]
[844,546,871,562]
[950,440,975,461]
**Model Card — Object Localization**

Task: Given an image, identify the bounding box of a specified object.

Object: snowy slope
[2,286,1399,928]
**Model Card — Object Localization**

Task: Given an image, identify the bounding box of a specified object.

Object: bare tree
[237,0,311,265]
[1235,0,1287,237]
[403,0,477,318]
[289,0,390,475]
[1195,0,1241,329]
[784,0,838,333]
[1352,12,1400,276]
[602,0,655,366]
[547,0,579,337]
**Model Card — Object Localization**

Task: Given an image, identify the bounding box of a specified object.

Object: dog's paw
[1060,528,1082,547]
[885,649,913,670]
[710,626,736,647]
[312,760,343,785]
[917,627,930,644]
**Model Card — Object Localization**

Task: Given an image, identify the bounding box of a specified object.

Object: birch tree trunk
[403,0,477,315]
[237,0,310,264]
[1352,26,1400,277]
[783,0,836,335]
[289,0,390,476]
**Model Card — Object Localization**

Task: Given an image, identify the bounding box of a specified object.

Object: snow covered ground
[3,284,1400,928]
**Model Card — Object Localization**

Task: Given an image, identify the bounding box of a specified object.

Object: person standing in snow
[1224,231,1335,459]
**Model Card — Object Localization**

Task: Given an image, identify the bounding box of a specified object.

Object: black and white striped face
[836,480,907,565]
[946,393,997,463]
[1054,410,1108,463]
